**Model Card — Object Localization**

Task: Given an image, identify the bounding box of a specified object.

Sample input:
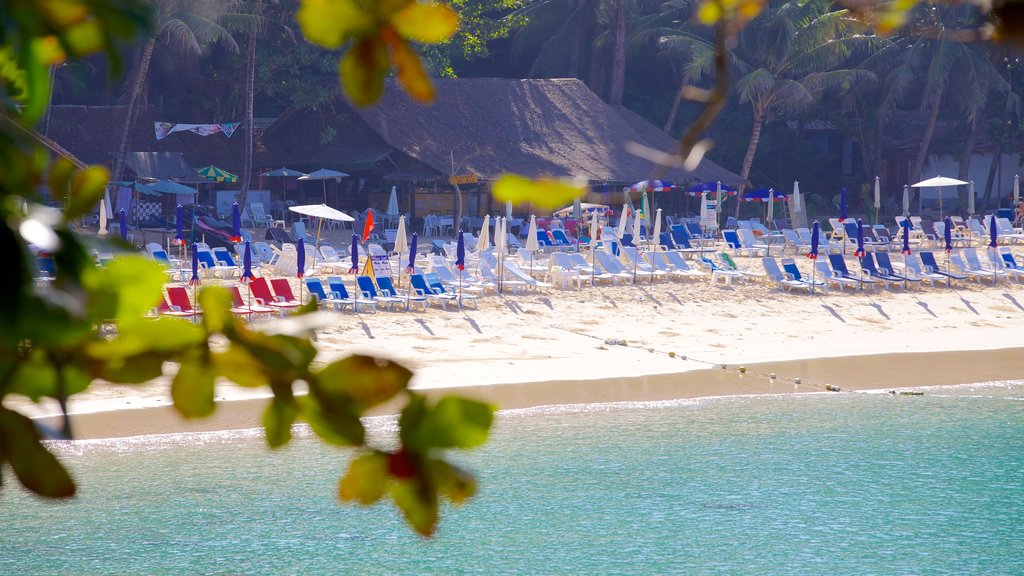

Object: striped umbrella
[196,165,238,183]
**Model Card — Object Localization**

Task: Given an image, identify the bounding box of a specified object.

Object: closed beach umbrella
[505,201,512,220]
[641,192,650,232]
[649,208,662,283]
[616,204,629,239]
[394,215,408,282]
[968,181,975,215]
[855,218,865,257]
[943,216,953,254]
[572,197,582,220]
[456,230,466,271]
[1015,174,1020,206]
[526,215,539,252]
[873,177,880,209]
[901,219,911,255]
[387,185,399,219]
[766,188,776,224]
[493,218,505,293]
[407,232,418,273]
[296,238,305,279]
[119,209,127,241]
[476,214,490,253]
[589,210,599,286]
[231,202,241,242]
[631,206,642,244]
[349,234,359,274]
[989,214,998,250]
[242,241,254,283]
[98,188,110,236]
[839,187,848,221]
[792,181,802,214]
[808,221,820,293]
[175,204,184,244]
[902,185,910,216]
[189,244,200,286]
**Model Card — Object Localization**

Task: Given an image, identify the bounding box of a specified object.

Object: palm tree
[111,0,238,184]
[658,0,876,212]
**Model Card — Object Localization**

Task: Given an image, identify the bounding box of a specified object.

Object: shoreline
[31,345,1024,440]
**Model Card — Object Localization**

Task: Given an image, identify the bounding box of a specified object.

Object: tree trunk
[909,89,943,205]
[111,38,156,183]
[567,0,581,78]
[237,0,262,212]
[607,0,627,105]
[453,183,463,237]
[958,117,976,213]
[663,75,686,134]
[736,106,765,216]
[982,143,1001,212]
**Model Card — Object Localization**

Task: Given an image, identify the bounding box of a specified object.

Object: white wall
[920,153,1022,199]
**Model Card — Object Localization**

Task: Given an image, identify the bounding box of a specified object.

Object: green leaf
[426,458,476,506]
[296,395,366,446]
[171,354,216,418]
[198,286,232,334]
[297,0,374,49]
[47,157,76,206]
[82,255,167,327]
[491,174,586,210]
[262,396,295,448]
[314,354,411,411]
[229,326,317,378]
[409,396,494,451]
[389,36,435,103]
[339,451,390,504]
[86,319,204,359]
[391,477,438,536]
[341,36,388,106]
[92,351,167,384]
[390,3,459,44]
[64,166,108,220]
[8,354,91,401]
[211,347,267,389]
[398,392,427,448]
[0,407,75,498]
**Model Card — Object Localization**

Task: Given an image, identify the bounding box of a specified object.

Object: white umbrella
[525,214,539,273]
[394,215,408,283]
[98,188,112,236]
[631,206,642,243]
[902,185,910,217]
[911,175,967,219]
[792,181,802,213]
[289,203,355,264]
[476,214,490,253]
[766,188,776,223]
[649,208,662,284]
[298,168,350,203]
[873,176,880,225]
[616,203,629,240]
[505,200,512,220]
[1015,174,1020,205]
[386,185,399,220]
[495,216,506,293]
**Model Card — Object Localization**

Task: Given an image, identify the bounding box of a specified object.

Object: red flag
[362,209,375,243]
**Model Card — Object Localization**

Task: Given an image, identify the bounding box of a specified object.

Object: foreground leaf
[491,174,586,210]
[390,3,459,44]
[339,451,390,504]
[171,354,216,418]
[341,36,388,106]
[314,354,411,411]
[413,396,494,450]
[391,477,438,537]
[0,408,75,498]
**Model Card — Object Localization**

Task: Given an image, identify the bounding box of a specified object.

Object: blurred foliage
[0,0,493,537]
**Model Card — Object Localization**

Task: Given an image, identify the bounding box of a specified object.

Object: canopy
[196,165,238,183]
[629,179,669,192]
[299,168,350,181]
[552,203,610,218]
[742,188,787,201]
[911,176,968,188]
[263,167,307,178]
[288,203,354,221]
[686,181,737,196]
[135,179,198,196]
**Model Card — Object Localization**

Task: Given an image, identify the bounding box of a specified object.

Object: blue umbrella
[943,216,953,254]
[901,218,911,255]
[407,233,418,273]
[241,241,254,284]
[808,221,820,260]
[839,187,848,222]
[348,233,359,274]
[119,209,127,241]
[296,238,305,279]
[989,214,998,250]
[189,244,200,286]
[175,205,184,244]
[455,230,466,271]
[855,218,865,257]
[231,202,241,242]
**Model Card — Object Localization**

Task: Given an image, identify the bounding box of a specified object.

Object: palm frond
[736,68,776,105]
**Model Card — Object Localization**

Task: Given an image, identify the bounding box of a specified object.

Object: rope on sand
[553,326,845,393]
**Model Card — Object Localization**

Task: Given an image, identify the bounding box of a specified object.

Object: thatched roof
[351,78,742,184]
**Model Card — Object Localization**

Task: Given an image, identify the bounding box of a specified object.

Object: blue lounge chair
[551,229,574,247]
[356,275,405,310]
[425,271,478,308]
[304,278,353,312]
[410,273,456,308]
[874,252,921,284]
[919,251,967,281]
[761,257,812,292]
[827,253,877,288]
[326,276,377,313]
[858,253,904,288]
[781,257,825,288]
[376,275,427,311]
[197,249,239,279]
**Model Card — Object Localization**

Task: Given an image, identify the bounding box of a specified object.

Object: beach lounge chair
[874,252,922,284]
[410,273,456,309]
[904,254,947,287]
[357,275,406,310]
[669,225,713,254]
[551,229,574,248]
[326,276,377,313]
[919,251,967,282]
[962,248,1008,283]
[425,272,479,308]
[698,255,744,285]
[996,218,1024,243]
[648,251,702,280]
[156,290,201,321]
[814,260,858,291]
[594,250,636,284]
[718,253,765,279]
[722,229,765,257]
[229,286,277,319]
[249,277,301,312]
[498,261,552,291]
[301,278,350,312]
[781,257,826,289]
[761,258,813,292]
[197,249,239,279]
[661,251,706,279]
[269,278,305,306]
[165,286,203,322]
[826,254,876,288]
[376,275,427,311]
[212,246,240,269]
[858,253,904,288]
[622,246,667,280]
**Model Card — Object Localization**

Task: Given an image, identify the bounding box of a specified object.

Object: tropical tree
[658,0,877,211]
[111,0,239,184]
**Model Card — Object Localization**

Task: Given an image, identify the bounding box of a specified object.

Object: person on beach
[1015,199,1024,227]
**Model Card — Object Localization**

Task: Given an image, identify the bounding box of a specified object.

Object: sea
[1,382,1022,575]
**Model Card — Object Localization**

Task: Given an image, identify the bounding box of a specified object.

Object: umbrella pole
[811,262,816,295]
[314,219,323,269]
[903,253,908,291]
[947,255,951,288]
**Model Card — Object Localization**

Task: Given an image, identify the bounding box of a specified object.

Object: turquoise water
[2,383,1023,575]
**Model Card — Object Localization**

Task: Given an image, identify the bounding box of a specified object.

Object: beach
[11,256,1024,440]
